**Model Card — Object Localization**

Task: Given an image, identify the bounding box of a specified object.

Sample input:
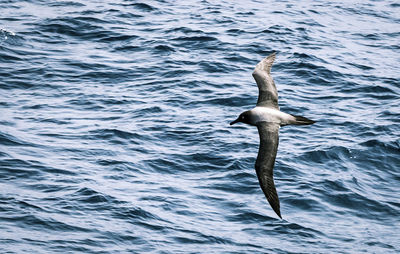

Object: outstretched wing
[252,52,279,109]
[255,122,281,218]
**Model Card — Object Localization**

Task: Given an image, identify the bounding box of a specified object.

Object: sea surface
[1,0,399,253]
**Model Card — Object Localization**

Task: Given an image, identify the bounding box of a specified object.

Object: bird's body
[242,106,297,126]
[230,52,315,219]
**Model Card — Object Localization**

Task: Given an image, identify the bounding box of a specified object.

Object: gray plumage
[256,122,281,218]
[230,52,315,219]
[253,52,279,109]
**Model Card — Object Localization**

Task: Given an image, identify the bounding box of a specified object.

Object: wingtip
[265,52,276,61]
[269,51,277,58]
[273,207,282,219]
[266,52,276,62]
[254,52,277,74]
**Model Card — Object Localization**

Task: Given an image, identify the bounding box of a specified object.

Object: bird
[230,52,315,219]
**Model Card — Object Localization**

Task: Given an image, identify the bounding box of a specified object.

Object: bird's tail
[292,115,316,125]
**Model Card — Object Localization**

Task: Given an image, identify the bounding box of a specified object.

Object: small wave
[360,139,399,155]
[72,187,112,204]
[112,45,142,52]
[48,1,85,7]
[131,3,157,12]
[153,44,175,53]
[85,129,142,148]
[0,28,15,39]
[301,146,352,163]
[262,25,295,35]
[172,35,218,42]
[199,61,231,73]
[0,157,75,180]
[112,205,160,221]
[0,132,26,146]
[165,27,204,34]
[315,179,399,218]
[3,212,92,233]
[37,17,135,43]
[0,28,23,46]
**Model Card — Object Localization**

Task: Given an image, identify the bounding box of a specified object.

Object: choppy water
[1,0,399,253]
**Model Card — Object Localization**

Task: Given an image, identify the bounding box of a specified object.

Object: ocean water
[1,0,399,253]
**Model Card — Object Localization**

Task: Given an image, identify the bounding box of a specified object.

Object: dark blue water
[1,0,399,253]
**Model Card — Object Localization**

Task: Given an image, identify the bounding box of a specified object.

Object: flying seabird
[230,52,315,219]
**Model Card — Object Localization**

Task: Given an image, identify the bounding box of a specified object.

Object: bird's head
[230,111,253,126]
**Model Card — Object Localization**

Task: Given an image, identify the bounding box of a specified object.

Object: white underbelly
[251,106,294,125]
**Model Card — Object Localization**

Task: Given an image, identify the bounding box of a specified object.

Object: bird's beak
[230,118,240,125]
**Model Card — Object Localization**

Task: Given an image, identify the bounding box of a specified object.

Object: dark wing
[252,52,279,109]
[255,122,281,218]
